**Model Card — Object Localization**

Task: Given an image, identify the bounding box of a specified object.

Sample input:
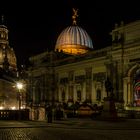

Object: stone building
[27,15,140,120]
[0,17,26,111]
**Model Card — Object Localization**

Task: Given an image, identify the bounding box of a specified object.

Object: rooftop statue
[72,8,78,25]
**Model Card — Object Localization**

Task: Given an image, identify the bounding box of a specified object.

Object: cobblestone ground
[0,127,140,140]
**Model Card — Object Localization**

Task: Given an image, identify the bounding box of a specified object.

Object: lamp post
[16,82,23,110]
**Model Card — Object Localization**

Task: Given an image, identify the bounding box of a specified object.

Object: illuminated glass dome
[55,25,93,55]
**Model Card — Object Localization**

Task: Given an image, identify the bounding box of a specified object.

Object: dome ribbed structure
[55,26,93,55]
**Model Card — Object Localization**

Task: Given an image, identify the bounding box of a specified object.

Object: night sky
[0,0,140,66]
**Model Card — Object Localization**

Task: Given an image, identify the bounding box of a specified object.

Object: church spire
[1,15,4,25]
[72,8,78,25]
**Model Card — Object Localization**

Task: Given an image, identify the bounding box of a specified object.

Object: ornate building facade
[0,18,26,111]
[27,19,140,120]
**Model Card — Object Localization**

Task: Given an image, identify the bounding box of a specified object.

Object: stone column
[32,86,35,103]
[82,82,86,102]
[58,87,61,102]
[65,85,69,102]
[91,80,94,103]
[123,77,128,106]
[73,85,77,102]
[127,77,131,104]
[92,81,96,103]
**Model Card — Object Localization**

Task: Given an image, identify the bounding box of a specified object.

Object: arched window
[133,69,140,106]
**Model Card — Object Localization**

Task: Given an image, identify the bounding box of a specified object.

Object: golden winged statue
[72,8,78,25]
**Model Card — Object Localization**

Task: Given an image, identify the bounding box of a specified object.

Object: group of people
[46,105,64,123]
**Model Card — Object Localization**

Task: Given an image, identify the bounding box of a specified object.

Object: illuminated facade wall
[27,20,140,120]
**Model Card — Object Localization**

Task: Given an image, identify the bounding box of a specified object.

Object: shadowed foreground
[0,119,140,140]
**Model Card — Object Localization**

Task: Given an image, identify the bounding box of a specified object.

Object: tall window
[62,90,65,102]
[35,86,41,104]
[77,90,81,101]
[96,89,101,101]
[35,81,43,104]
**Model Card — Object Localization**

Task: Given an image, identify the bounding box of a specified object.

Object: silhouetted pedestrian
[46,106,52,123]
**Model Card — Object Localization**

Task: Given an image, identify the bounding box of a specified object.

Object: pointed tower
[0,15,17,71]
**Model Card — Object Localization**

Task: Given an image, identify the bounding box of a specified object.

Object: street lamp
[16,82,23,110]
